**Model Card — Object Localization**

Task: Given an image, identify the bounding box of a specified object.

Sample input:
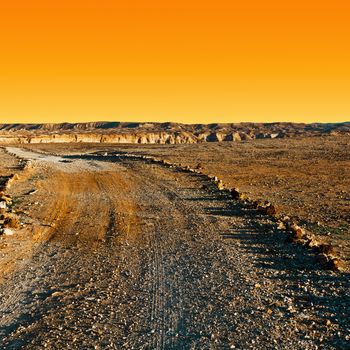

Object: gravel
[0,149,349,349]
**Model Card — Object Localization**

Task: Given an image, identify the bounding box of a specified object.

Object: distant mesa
[0,121,349,144]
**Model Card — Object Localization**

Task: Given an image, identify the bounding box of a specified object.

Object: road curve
[0,148,349,349]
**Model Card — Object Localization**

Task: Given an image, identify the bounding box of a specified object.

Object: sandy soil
[32,136,349,262]
[0,146,349,349]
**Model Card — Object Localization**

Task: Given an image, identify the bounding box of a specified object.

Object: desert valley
[0,122,349,349]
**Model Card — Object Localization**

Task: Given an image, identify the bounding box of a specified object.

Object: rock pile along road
[0,148,349,349]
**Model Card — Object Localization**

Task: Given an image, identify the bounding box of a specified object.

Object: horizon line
[1,120,350,126]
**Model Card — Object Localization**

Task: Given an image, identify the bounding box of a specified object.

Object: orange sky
[1,1,349,124]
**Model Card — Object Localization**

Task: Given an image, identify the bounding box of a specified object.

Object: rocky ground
[0,146,349,349]
[28,136,350,264]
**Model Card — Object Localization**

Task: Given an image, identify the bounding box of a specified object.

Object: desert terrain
[0,121,349,144]
[0,123,349,349]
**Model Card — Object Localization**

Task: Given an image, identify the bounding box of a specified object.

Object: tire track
[1,148,349,349]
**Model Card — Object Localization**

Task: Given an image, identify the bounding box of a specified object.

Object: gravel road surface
[0,148,349,349]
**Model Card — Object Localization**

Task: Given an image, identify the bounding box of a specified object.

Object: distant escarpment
[0,121,349,144]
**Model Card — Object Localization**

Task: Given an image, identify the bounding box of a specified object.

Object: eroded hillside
[0,121,349,144]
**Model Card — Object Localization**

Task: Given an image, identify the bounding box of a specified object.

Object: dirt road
[0,148,349,349]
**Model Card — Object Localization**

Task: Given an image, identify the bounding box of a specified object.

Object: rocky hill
[0,121,349,144]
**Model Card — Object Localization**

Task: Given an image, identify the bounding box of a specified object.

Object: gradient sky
[1,1,349,124]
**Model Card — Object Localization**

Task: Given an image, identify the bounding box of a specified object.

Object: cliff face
[0,132,199,144]
[0,121,349,144]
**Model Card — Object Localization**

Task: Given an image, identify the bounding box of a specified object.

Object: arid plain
[0,122,349,349]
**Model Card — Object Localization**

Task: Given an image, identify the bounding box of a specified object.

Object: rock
[3,216,20,229]
[285,225,305,243]
[217,181,225,190]
[289,224,305,239]
[277,221,286,230]
[26,189,38,195]
[121,270,132,278]
[266,205,277,216]
[315,254,329,267]
[231,188,240,199]
[238,193,247,200]
[2,228,14,235]
[249,200,259,209]
[317,244,335,255]
[303,237,318,248]
[287,305,297,313]
[257,202,277,216]
[0,194,12,204]
[243,196,253,204]
[327,258,346,271]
